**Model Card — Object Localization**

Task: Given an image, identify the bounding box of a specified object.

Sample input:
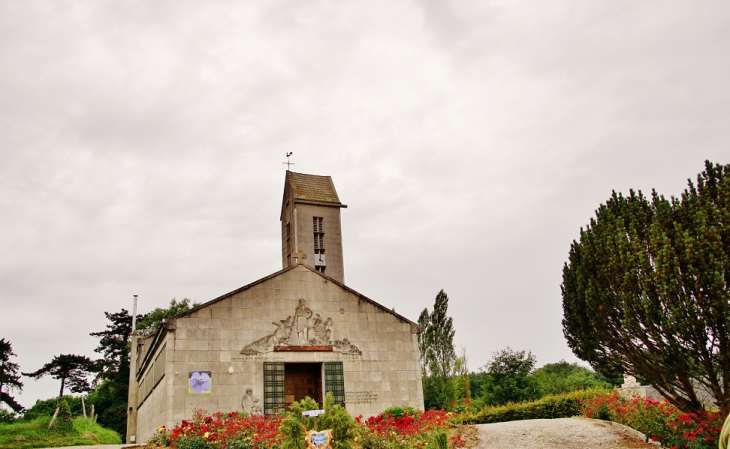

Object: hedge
[461,389,606,425]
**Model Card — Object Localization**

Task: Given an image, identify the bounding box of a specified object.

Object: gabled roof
[283,171,347,207]
[136,264,419,377]
[176,263,417,327]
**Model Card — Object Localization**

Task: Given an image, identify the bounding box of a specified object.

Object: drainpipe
[127,295,139,444]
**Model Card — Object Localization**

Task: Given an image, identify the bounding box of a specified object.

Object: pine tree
[24,354,99,397]
[562,160,730,413]
[0,338,24,413]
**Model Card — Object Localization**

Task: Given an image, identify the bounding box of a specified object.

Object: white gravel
[475,417,660,449]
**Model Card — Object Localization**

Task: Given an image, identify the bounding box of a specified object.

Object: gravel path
[475,417,660,449]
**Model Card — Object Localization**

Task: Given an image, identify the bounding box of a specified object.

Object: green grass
[0,416,122,449]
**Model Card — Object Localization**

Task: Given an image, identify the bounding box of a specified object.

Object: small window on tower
[313,217,325,273]
[313,217,324,251]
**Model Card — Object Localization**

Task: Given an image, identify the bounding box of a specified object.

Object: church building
[127,171,425,443]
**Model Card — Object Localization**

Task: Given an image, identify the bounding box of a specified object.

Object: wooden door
[285,363,322,410]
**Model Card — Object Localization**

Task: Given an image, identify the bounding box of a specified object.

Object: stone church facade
[127,172,424,443]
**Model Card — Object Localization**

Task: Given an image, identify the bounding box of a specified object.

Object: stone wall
[136,337,171,442]
[134,264,423,442]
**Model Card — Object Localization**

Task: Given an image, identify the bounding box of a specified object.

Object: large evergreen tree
[88,308,142,440]
[0,338,24,413]
[23,354,100,397]
[562,160,730,413]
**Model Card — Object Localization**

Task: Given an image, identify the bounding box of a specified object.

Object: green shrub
[0,408,18,424]
[381,406,405,418]
[55,397,74,432]
[435,431,448,449]
[22,395,86,421]
[174,433,216,449]
[381,406,417,419]
[461,388,605,425]
[279,394,357,449]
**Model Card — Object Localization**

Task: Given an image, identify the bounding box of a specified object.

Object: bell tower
[280,171,347,283]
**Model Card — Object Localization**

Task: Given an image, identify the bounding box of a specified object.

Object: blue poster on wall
[188,371,212,395]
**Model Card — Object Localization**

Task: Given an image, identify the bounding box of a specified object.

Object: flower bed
[581,391,725,449]
[149,410,284,449]
[149,407,466,449]
[356,409,464,449]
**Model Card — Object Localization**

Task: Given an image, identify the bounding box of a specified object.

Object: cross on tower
[282,152,295,170]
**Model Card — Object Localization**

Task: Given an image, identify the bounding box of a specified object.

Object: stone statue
[291,298,313,345]
[241,388,261,415]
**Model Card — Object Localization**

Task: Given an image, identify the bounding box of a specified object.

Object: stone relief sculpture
[240,316,293,355]
[332,338,362,356]
[240,299,360,355]
[241,388,262,415]
[292,298,313,345]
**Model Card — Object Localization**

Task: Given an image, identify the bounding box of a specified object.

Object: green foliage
[22,396,85,421]
[425,290,456,380]
[452,347,470,401]
[0,408,18,424]
[23,354,100,397]
[87,307,148,441]
[0,416,121,448]
[417,309,430,375]
[478,347,539,406]
[562,160,730,414]
[0,337,24,413]
[175,434,216,449]
[54,397,74,432]
[435,431,448,449]
[531,361,612,396]
[86,380,128,441]
[137,298,200,336]
[279,393,358,449]
[87,305,178,441]
[422,375,456,411]
[381,406,417,419]
[420,290,459,410]
[461,389,604,425]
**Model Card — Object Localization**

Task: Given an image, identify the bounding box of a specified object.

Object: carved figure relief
[240,299,360,355]
[292,298,313,345]
[241,388,262,415]
[332,338,362,356]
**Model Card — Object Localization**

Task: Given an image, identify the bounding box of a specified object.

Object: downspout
[126,295,139,444]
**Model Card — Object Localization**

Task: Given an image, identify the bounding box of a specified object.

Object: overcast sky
[1,1,729,410]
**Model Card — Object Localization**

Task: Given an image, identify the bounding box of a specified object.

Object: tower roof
[283,171,347,207]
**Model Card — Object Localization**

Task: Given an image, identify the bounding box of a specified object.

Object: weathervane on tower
[283,152,294,170]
